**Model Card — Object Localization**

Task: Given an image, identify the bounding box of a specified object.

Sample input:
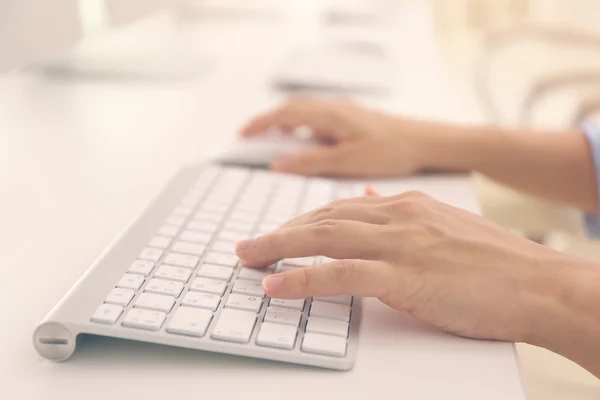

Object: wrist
[520,255,600,376]
[410,121,503,172]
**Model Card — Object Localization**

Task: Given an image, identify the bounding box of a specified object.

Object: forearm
[424,123,598,213]
[522,257,600,378]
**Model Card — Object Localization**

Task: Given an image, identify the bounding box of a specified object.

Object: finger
[365,186,379,196]
[262,259,391,299]
[270,143,372,177]
[240,100,347,142]
[236,220,384,268]
[281,203,391,229]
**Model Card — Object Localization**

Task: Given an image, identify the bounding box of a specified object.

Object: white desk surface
[0,2,526,399]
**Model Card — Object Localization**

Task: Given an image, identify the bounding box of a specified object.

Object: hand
[240,98,448,177]
[236,191,573,343]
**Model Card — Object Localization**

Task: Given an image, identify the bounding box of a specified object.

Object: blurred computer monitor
[0,0,82,73]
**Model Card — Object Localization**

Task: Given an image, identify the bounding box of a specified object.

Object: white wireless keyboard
[34,164,362,370]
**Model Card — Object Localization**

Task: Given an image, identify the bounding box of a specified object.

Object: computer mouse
[211,135,320,167]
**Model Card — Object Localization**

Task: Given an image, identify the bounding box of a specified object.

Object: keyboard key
[181,291,221,311]
[91,304,123,324]
[229,210,257,224]
[232,280,265,297]
[122,308,166,331]
[147,235,172,249]
[138,247,163,262]
[211,308,257,344]
[165,216,186,227]
[134,293,175,313]
[158,225,179,237]
[278,265,299,273]
[154,265,192,283]
[237,267,272,281]
[187,220,218,233]
[224,221,253,233]
[226,293,263,313]
[269,298,305,311]
[310,301,351,322]
[179,230,212,244]
[172,241,206,257]
[218,230,249,242]
[166,307,212,337]
[189,277,227,295]
[211,240,236,254]
[256,322,297,350]
[117,273,145,290]
[283,257,315,267]
[105,288,135,306]
[163,252,199,269]
[302,332,347,357]
[128,260,155,276]
[264,307,301,327]
[313,295,352,306]
[204,252,238,268]
[198,263,233,281]
[201,202,229,213]
[145,278,184,297]
[306,317,349,338]
[193,211,223,223]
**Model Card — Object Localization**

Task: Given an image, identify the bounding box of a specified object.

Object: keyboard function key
[310,301,351,322]
[264,307,302,327]
[256,322,298,350]
[128,260,155,276]
[306,317,349,338]
[91,304,123,325]
[138,247,163,262]
[301,332,347,357]
[189,277,227,295]
[166,307,213,337]
[134,293,175,313]
[122,308,166,331]
[181,291,221,311]
[145,278,184,297]
[269,298,305,311]
[226,293,263,313]
[117,273,145,290]
[198,263,234,281]
[105,288,135,307]
[154,265,192,283]
[211,308,257,344]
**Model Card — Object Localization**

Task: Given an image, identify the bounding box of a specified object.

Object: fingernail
[236,239,255,252]
[262,275,284,293]
[270,156,292,171]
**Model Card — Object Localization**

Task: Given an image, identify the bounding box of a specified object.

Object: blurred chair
[472,25,600,262]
